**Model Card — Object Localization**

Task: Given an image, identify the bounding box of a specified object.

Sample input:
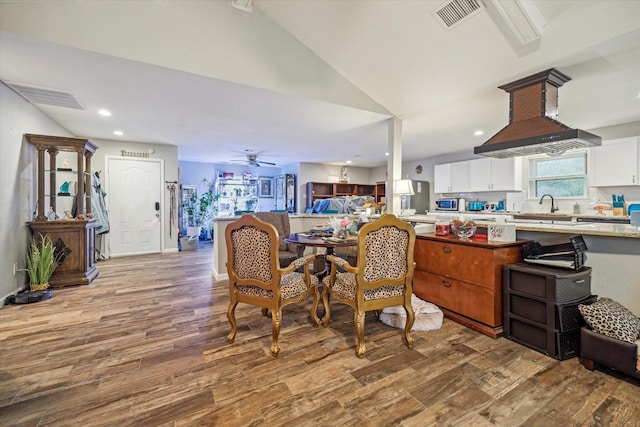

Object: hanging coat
[91,171,110,234]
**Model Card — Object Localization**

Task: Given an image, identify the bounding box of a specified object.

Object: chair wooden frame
[226,214,320,356]
[322,214,416,358]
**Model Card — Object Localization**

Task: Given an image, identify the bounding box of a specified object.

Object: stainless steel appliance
[435,198,458,211]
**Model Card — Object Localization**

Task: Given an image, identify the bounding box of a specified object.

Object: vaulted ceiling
[1,0,639,168]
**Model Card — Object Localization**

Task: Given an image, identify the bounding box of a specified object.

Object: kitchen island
[403,214,640,315]
[212,213,640,316]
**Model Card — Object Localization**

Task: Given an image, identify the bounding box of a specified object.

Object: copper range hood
[474,68,601,158]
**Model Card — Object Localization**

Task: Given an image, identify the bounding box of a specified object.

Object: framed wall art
[258,177,273,198]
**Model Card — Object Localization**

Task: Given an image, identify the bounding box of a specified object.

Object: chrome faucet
[539,194,559,213]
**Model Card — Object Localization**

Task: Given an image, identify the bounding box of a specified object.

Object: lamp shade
[394,179,415,196]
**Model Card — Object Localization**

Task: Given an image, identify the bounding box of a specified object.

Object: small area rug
[379,294,443,331]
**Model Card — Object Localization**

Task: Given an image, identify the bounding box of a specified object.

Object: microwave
[435,198,459,211]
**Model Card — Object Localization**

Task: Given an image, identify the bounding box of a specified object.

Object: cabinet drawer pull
[442,280,452,288]
[574,279,585,284]
[442,246,452,254]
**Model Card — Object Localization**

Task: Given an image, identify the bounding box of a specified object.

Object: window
[528,152,587,198]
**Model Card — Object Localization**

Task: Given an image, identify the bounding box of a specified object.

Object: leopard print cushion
[323,272,404,301]
[579,297,640,344]
[363,226,409,282]
[231,226,273,282]
[238,273,318,300]
[231,225,317,300]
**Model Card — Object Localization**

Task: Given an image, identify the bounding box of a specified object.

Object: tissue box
[488,223,516,242]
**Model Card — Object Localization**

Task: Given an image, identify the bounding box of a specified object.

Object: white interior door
[106,157,163,257]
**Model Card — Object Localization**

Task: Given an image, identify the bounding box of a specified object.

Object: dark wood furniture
[413,234,528,338]
[306,182,375,209]
[503,263,593,360]
[26,134,99,287]
[375,181,386,204]
[581,326,640,379]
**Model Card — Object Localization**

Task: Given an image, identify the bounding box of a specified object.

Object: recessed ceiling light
[113,130,124,136]
[346,160,352,164]
[474,130,484,136]
[98,109,112,117]
[385,152,389,156]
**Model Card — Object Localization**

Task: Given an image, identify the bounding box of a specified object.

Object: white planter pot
[186,226,201,239]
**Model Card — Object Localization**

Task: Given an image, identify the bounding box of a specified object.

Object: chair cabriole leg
[355,310,366,358]
[227,301,238,343]
[271,308,282,357]
[310,288,320,326]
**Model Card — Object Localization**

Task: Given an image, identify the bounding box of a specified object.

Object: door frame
[104,155,165,257]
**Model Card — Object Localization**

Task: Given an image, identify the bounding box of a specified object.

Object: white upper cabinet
[590,137,640,187]
[434,161,469,193]
[469,158,523,191]
[436,158,522,194]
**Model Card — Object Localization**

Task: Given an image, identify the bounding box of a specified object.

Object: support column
[387,117,402,215]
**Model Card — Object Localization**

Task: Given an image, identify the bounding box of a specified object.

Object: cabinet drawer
[508,293,549,325]
[504,264,591,303]
[414,270,500,326]
[415,239,496,286]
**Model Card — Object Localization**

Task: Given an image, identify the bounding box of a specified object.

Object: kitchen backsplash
[445,187,640,215]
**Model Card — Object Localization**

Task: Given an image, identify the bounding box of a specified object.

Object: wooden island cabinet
[413,234,529,338]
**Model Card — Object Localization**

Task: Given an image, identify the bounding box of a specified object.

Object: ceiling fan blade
[259,161,276,166]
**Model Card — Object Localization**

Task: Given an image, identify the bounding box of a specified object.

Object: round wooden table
[283,233,357,276]
[284,233,358,318]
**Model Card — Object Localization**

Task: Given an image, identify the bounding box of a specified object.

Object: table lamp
[394,179,414,216]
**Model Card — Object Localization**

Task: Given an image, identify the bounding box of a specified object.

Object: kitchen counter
[401,214,639,239]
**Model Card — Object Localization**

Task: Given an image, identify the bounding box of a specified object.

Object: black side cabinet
[503,263,594,360]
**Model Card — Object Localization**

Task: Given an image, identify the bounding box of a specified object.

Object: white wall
[91,138,179,254]
[0,83,74,305]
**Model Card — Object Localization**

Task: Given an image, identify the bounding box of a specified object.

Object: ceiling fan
[230,151,276,167]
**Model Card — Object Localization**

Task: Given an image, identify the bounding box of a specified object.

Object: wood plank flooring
[1,241,638,426]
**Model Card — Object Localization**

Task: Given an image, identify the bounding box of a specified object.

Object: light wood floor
[1,241,638,427]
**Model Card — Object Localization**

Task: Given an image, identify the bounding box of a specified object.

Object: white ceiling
[1,0,639,169]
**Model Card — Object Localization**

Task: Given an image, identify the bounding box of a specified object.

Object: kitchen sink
[511,213,575,224]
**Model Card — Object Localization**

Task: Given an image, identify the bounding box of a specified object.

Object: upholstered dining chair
[321,214,416,358]
[252,211,303,267]
[225,214,320,357]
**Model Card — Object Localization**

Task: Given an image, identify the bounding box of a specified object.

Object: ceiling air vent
[3,81,85,110]
[433,0,483,30]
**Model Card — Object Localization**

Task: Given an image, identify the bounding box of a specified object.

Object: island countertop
[401,214,640,239]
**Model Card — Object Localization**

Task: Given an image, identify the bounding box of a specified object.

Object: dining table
[284,232,358,318]
[283,232,358,278]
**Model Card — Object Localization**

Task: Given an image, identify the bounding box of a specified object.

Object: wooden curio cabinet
[26,134,99,287]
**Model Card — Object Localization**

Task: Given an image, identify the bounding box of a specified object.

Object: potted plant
[183,185,220,243]
[185,191,202,238]
[26,233,67,291]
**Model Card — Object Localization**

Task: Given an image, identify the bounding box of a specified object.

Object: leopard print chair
[321,214,416,358]
[225,214,320,356]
